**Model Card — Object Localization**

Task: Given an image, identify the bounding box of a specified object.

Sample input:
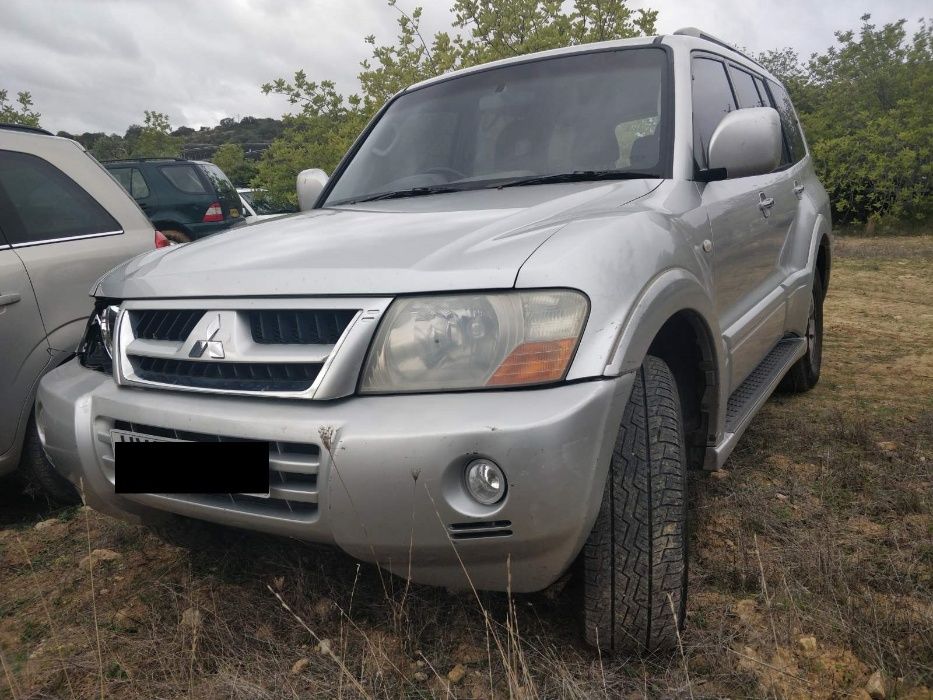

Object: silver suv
[0,125,156,499]
[37,29,831,653]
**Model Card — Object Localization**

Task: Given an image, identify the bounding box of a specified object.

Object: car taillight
[202,202,224,223]
[154,230,170,248]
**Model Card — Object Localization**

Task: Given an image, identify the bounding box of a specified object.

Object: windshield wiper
[336,185,466,205]
[497,170,659,188]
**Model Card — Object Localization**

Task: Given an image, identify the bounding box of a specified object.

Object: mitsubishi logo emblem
[189,313,225,359]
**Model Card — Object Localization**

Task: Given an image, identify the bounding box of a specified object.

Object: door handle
[758,192,775,212]
[0,292,22,307]
[793,180,805,197]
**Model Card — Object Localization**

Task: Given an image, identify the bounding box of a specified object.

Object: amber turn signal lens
[486,337,577,387]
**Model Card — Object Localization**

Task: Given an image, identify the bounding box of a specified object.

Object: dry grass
[1,235,930,699]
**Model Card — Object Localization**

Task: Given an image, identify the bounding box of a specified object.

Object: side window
[110,167,133,193]
[767,80,806,164]
[159,165,208,194]
[131,169,150,198]
[753,76,771,107]
[691,57,737,169]
[110,167,150,199]
[728,66,765,108]
[0,150,121,246]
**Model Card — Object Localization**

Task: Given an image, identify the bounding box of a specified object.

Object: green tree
[211,143,257,186]
[764,15,932,226]
[451,0,656,65]
[0,88,41,127]
[131,111,181,158]
[257,0,656,204]
[90,134,129,161]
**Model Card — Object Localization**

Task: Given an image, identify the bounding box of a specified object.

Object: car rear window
[159,165,208,194]
[0,150,121,246]
[197,163,237,197]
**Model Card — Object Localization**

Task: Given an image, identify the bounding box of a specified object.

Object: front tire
[583,355,688,654]
[20,417,81,504]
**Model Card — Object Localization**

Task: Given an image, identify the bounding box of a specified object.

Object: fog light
[465,459,506,505]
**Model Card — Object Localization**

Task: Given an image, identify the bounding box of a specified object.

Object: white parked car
[237,188,296,224]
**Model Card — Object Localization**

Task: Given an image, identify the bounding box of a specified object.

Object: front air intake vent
[448,520,513,540]
[132,309,204,341]
[248,309,357,345]
[130,357,322,392]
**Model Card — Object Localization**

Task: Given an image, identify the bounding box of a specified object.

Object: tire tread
[583,355,687,653]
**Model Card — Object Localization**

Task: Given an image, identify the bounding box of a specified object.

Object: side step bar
[708,337,807,469]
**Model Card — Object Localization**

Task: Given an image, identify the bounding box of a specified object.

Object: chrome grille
[130,357,322,392]
[248,309,356,345]
[115,298,390,399]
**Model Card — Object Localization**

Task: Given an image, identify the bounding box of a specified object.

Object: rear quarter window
[159,165,208,194]
[0,150,121,246]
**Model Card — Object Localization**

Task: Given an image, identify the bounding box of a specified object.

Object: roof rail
[673,27,766,69]
[100,156,187,163]
[0,123,53,136]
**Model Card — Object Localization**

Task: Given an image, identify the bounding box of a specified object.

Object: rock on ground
[79,548,122,569]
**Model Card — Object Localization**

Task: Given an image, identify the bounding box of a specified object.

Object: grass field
[1,236,930,699]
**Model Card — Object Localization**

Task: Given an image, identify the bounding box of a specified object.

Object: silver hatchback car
[37,29,831,653]
[0,125,156,499]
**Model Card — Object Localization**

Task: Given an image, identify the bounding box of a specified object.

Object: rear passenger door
[761,78,811,284]
[693,55,788,392]
[0,229,50,455]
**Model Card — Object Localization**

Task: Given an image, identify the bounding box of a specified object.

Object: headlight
[78,301,121,373]
[360,290,588,393]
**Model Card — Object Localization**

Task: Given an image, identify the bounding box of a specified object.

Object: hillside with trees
[50,114,285,186]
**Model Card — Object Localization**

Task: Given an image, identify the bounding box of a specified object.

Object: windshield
[325,47,670,206]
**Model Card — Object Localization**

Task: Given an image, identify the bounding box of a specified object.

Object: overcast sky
[0,0,926,135]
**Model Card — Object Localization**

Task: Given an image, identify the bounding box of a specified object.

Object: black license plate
[113,430,269,494]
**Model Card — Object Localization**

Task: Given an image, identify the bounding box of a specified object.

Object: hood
[99,180,659,299]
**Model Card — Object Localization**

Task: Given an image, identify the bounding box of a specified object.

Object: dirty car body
[37,33,831,610]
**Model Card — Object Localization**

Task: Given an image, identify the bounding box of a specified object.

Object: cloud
[1,0,927,135]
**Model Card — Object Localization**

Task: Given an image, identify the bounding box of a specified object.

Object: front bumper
[36,360,633,591]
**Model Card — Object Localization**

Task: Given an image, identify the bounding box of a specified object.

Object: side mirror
[707,107,782,179]
[296,168,329,211]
